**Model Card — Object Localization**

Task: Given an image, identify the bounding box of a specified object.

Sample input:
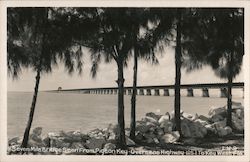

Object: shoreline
[7,102,244,155]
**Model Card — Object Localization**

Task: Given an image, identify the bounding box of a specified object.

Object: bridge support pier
[154,89,160,96]
[187,88,194,97]
[139,89,144,95]
[128,89,132,95]
[163,89,170,96]
[146,89,151,95]
[220,88,228,98]
[202,88,209,97]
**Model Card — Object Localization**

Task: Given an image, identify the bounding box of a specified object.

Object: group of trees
[8,8,244,149]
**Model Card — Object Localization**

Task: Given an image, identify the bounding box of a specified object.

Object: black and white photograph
[0,1,249,162]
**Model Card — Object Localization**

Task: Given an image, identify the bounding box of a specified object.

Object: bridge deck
[54,82,244,92]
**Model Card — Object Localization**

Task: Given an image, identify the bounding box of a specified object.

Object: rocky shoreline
[8,102,244,155]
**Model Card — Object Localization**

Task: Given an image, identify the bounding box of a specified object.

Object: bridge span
[54,82,244,98]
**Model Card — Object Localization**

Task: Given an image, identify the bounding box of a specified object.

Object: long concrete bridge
[55,82,244,98]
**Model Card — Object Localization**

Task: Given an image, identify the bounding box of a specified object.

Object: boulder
[28,127,45,147]
[142,116,158,125]
[160,131,180,143]
[212,119,227,130]
[50,137,71,148]
[103,143,116,150]
[8,137,20,146]
[224,126,232,135]
[205,124,216,134]
[42,136,51,147]
[198,115,210,122]
[135,132,144,141]
[182,113,198,121]
[85,137,106,149]
[48,132,61,139]
[208,106,227,117]
[194,119,209,127]
[181,118,207,138]
[126,136,136,146]
[169,110,184,120]
[232,101,244,109]
[136,122,150,133]
[60,130,82,143]
[160,120,173,133]
[232,113,244,132]
[156,128,164,136]
[107,132,116,142]
[181,119,192,137]
[217,127,228,137]
[210,114,225,123]
[146,112,161,121]
[158,115,170,125]
[70,142,85,149]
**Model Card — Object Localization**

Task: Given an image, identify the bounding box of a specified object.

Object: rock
[160,131,180,143]
[217,127,228,137]
[142,116,158,125]
[60,130,82,143]
[158,115,170,125]
[146,137,154,144]
[183,138,198,145]
[126,136,136,146]
[182,113,198,121]
[28,127,45,147]
[234,109,244,119]
[107,124,118,134]
[103,143,116,150]
[205,124,216,134]
[212,119,227,130]
[107,132,116,142]
[153,138,160,144]
[208,106,227,117]
[156,128,164,136]
[232,101,243,109]
[195,119,209,126]
[224,126,232,135]
[210,114,225,123]
[8,137,20,146]
[135,132,144,141]
[181,118,207,138]
[48,132,61,138]
[136,123,150,133]
[85,138,106,149]
[181,119,192,137]
[146,112,161,121]
[198,115,210,122]
[50,138,71,148]
[232,113,244,132]
[170,110,184,120]
[42,136,51,147]
[70,142,84,149]
[32,127,43,136]
[160,120,173,133]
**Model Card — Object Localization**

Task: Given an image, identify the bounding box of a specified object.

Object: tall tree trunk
[116,60,126,149]
[21,67,41,148]
[174,9,182,136]
[130,49,138,140]
[227,54,233,127]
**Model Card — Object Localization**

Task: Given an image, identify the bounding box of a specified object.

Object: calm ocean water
[7,90,243,138]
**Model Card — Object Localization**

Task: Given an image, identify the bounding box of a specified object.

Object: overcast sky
[7,47,244,92]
